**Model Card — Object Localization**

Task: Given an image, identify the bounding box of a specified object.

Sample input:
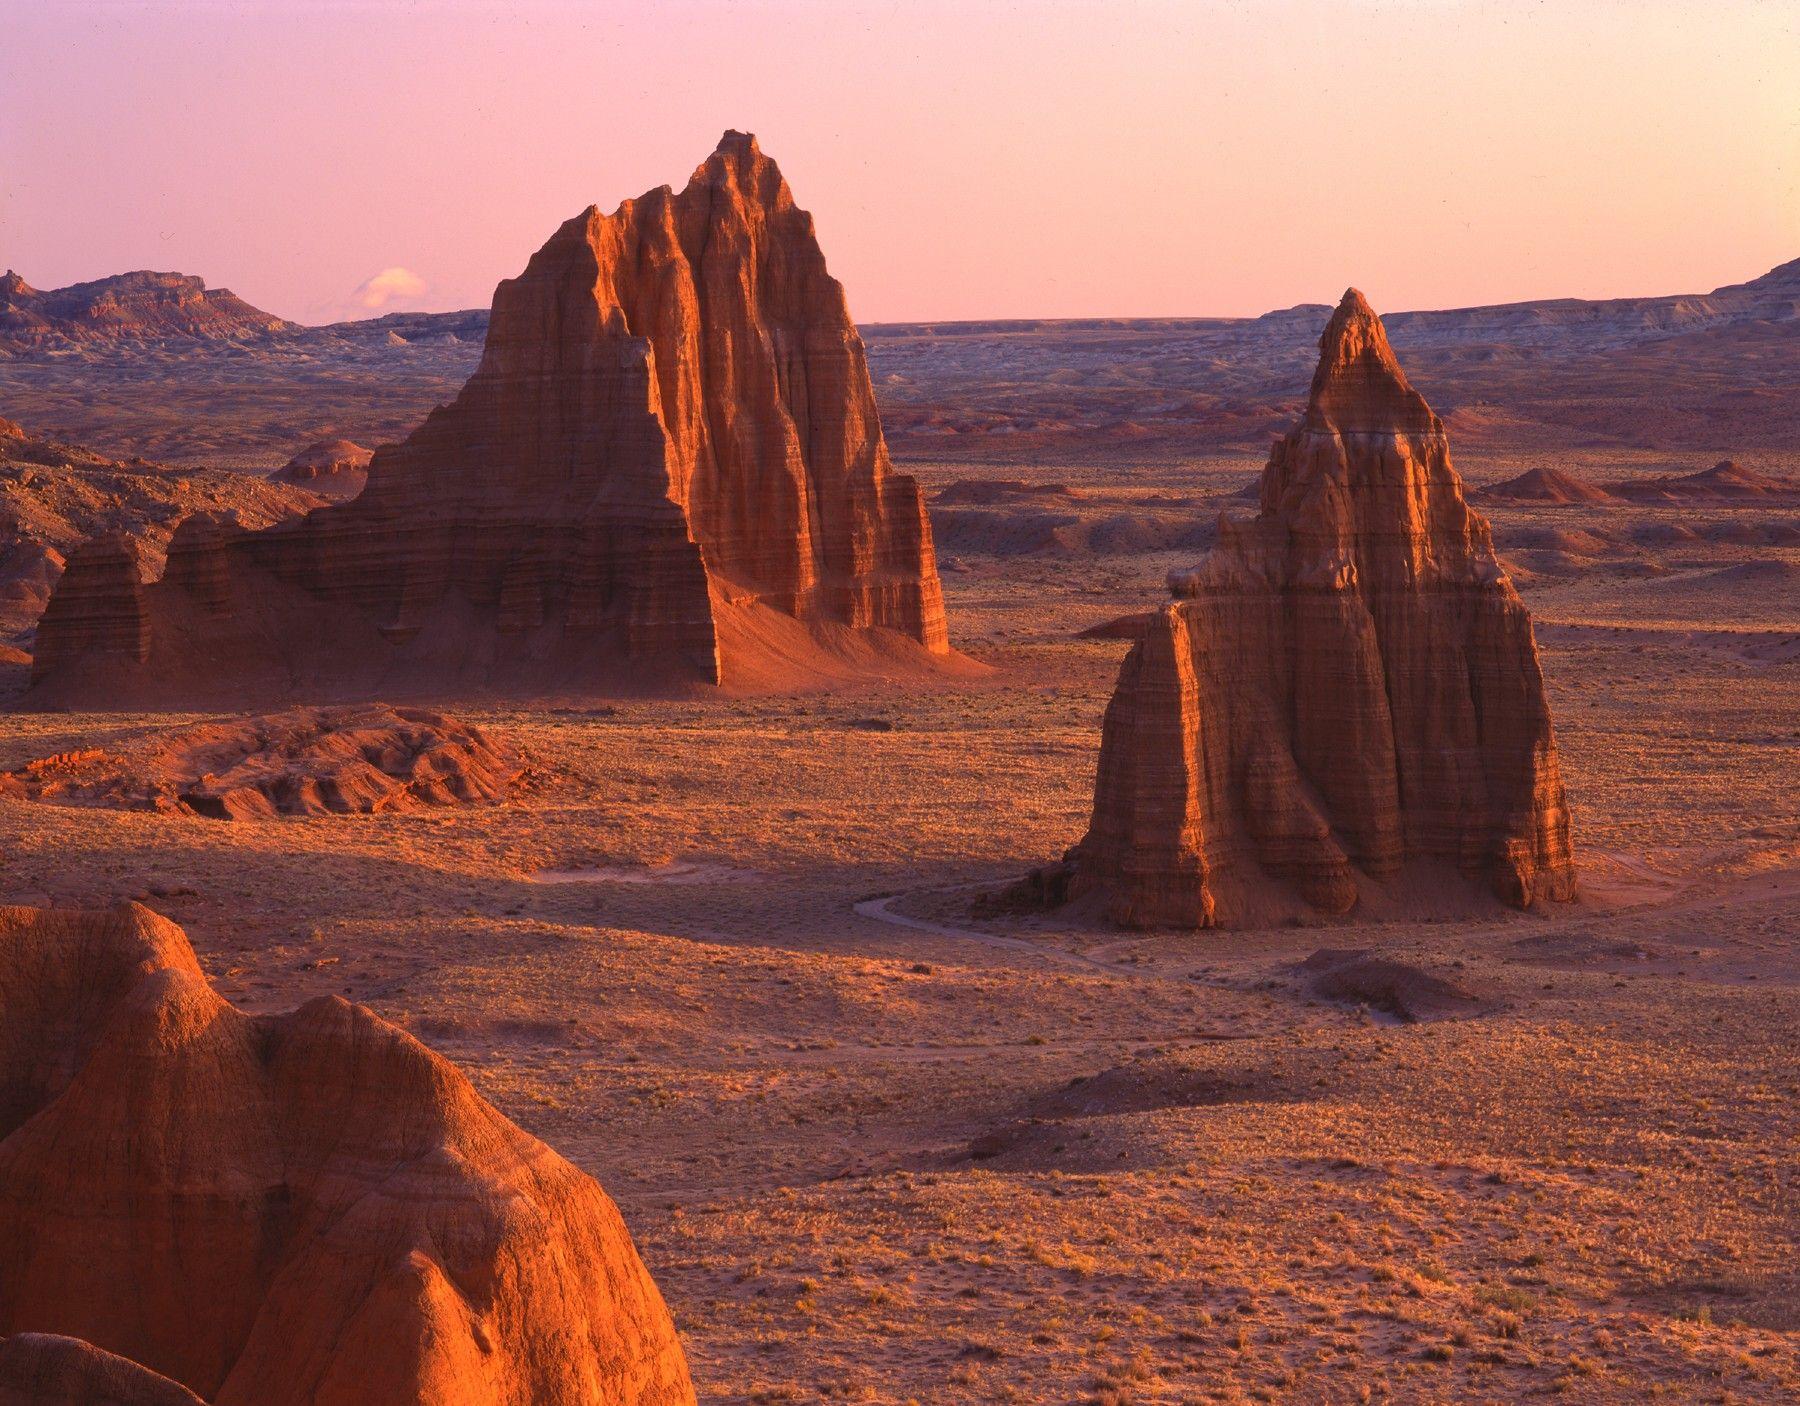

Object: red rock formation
[0,270,290,351]
[0,902,696,1406]
[27,534,149,681]
[272,439,372,496]
[1071,290,1576,927]
[4,704,518,818]
[0,427,322,646]
[27,132,950,705]
[0,1334,207,1406]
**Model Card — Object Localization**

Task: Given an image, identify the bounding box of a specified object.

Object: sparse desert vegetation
[3,431,1793,1399]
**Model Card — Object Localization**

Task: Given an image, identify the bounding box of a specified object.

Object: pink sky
[3,0,1794,324]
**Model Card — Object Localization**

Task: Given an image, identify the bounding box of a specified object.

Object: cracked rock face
[0,902,696,1406]
[27,132,948,705]
[1072,290,1576,928]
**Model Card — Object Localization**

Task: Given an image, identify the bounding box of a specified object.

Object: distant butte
[271,438,373,496]
[1065,290,1577,928]
[24,132,960,705]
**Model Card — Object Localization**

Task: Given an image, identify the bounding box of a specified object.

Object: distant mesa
[0,902,697,1405]
[25,132,958,705]
[271,438,373,496]
[1480,466,1623,506]
[2,704,518,818]
[1059,289,1576,928]
[0,269,291,352]
[1606,458,1799,502]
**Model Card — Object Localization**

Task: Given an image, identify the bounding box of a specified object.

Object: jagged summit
[27,134,953,705]
[1070,292,1575,928]
[1304,287,1439,435]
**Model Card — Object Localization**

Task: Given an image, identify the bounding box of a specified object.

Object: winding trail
[852,881,1148,978]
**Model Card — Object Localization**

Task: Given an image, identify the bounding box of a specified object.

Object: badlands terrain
[4,452,1795,1402]
[2,180,1798,1399]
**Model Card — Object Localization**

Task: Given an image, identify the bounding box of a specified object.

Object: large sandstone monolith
[27,132,949,704]
[0,903,696,1406]
[1069,290,1576,927]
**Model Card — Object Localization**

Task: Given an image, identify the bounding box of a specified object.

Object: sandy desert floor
[2,447,1796,1404]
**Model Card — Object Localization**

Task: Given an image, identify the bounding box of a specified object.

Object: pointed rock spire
[1070,290,1575,928]
[1304,288,1439,435]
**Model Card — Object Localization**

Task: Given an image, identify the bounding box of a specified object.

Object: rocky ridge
[0,271,291,353]
[1,704,518,818]
[0,421,320,651]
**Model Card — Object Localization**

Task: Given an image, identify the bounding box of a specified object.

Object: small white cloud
[349,266,427,310]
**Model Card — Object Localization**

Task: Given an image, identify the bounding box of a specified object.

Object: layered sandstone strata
[272,438,372,495]
[2,704,518,818]
[27,132,948,703]
[26,533,149,677]
[1070,290,1576,927]
[0,902,696,1406]
[0,270,291,351]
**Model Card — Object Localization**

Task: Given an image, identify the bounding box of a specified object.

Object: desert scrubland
[1,143,1795,1406]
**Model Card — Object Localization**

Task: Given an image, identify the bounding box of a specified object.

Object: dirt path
[852,882,1156,978]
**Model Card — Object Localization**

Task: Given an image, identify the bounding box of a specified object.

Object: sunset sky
[4,0,1795,325]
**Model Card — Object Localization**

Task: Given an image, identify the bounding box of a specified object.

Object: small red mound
[2,704,518,818]
[1609,460,1799,501]
[271,438,372,495]
[1300,948,1487,1023]
[1481,466,1622,505]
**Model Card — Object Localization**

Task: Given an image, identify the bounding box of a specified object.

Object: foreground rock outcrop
[0,903,696,1405]
[1,704,517,818]
[26,132,950,705]
[0,1334,206,1406]
[1068,290,1576,927]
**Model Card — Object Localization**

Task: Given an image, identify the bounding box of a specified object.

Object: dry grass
[0,448,1794,1402]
